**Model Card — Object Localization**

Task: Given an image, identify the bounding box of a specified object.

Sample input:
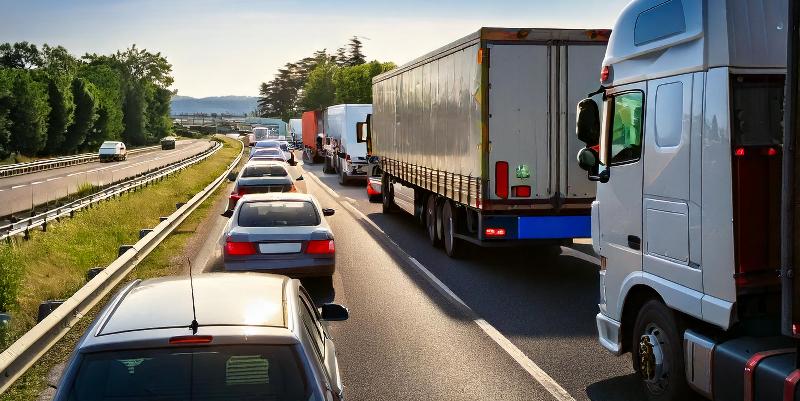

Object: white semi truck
[321,104,372,185]
[366,27,610,257]
[575,1,796,400]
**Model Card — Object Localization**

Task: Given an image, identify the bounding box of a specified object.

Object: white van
[98,141,127,162]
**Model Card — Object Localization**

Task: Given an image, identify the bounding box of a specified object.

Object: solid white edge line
[306,172,340,199]
[311,171,575,401]
[31,181,44,185]
[46,177,61,182]
[11,185,26,189]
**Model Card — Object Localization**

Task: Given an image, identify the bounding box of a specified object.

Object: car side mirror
[227,171,238,182]
[221,210,233,218]
[296,175,304,181]
[322,208,335,216]
[576,98,600,146]
[320,303,348,321]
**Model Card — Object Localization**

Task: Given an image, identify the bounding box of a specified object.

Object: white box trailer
[322,104,372,185]
[369,27,610,256]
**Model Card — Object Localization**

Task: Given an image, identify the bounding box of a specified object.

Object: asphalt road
[197,156,646,401]
[0,140,209,218]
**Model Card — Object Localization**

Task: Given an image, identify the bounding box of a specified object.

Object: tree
[64,77,96,153]
[8,71,49,155]
[0,42,43,69]
[334,47,348,67]
[300,60,337,110]
[334,61,395,104]
[145,85,172,140]
[122,83,146,145]
[0,70,13,159]
[346,37,366,66]
[43,78,73,154]
[79,63,124,148]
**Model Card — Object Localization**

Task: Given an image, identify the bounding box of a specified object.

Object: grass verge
[0,136,241,350]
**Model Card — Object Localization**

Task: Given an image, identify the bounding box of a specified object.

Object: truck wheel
[381,174,394,214]
[425,195,441,246]
[442,201,463,258]
[631,300,690,401]
[323,157,334,174]
[338,169,349,186]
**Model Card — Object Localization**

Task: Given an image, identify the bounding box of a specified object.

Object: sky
[0,0,630,98]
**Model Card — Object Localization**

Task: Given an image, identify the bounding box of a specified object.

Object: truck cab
[576,0,792,400]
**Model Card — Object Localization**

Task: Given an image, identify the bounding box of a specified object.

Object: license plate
[258,243,301,254]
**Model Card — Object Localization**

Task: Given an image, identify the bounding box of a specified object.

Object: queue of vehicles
[55,1,800,400]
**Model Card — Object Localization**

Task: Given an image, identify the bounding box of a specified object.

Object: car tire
[368,194,382,203]
[425,195,440,246]
[382,174,394,214]
[631,300,690,401]
[442,201,463,258]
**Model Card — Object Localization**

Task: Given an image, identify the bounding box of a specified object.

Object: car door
[299,290,343,399]
[596,84,646,319]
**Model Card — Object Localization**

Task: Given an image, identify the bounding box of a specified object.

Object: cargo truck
[288,118,302,147]
[301,110,325,163]
[574,1,797,400]
[367,27,609,257]
[322,104,372,185]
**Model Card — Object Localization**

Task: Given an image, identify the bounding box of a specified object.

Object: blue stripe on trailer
[518,215,591,239]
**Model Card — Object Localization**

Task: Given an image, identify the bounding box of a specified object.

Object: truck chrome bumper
[596,312,622,355]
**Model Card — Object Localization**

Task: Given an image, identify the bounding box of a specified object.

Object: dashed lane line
[306,170,576,401]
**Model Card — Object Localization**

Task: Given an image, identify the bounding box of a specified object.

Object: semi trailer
[574,0,797,400]
[367,27,610,257]
[301,110,325,163]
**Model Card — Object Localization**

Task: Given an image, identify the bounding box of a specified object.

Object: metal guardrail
[0,141,218,242]
[0,145,161,178]
[0,139,244,394]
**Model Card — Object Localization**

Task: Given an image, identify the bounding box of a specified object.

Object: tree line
[0,42,175,159]
[257,36,395,121]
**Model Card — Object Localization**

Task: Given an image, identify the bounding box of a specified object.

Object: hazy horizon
[0,0,629,98]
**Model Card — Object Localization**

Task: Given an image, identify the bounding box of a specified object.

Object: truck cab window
[603,92,644,165]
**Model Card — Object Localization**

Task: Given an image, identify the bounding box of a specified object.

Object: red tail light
[367,180,380,196]
[495,161,509,199]
[766,147,778,156]
[735,147,746,157]
[345,154,351,161]
[512,185,531,197]
[225,238,257,256]
[601,65,612,83]
[485,228,507,237]
[306,239,335,254]
[170,335,213,344]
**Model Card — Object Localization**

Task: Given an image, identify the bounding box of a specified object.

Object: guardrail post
[37,300,65,323]
[23,228,29,241]
[118,245,134,257]
[41,219,47,232]
[86,267,104,281]
[0,313,10,327]
[139,229,153,239]
[159,216,168,222]
[175,202,186,209]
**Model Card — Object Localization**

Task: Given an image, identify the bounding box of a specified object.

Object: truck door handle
[627,235,641,250]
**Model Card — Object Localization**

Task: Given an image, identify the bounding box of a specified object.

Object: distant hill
[170,95,258,115]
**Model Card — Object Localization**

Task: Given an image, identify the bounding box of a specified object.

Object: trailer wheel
[381,174,394,214]
[442,201,463,258]
[631,300,689,401]
[425,195,441,246]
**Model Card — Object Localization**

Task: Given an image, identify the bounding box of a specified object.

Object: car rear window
[238,201,320,227]
[242,165,288,178]
[61,345,316,401]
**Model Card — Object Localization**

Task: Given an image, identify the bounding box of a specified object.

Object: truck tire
[382,174,394,214]
[442,201,463,258]
[338,168,349,186]
[323,157,334,174]
[425,195,441,246]
[631,300,690,401]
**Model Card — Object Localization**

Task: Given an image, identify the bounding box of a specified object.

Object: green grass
[0,137,241,351]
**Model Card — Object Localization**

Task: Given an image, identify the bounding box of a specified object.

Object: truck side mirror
[576,98,600,146]
[577,147,609,183]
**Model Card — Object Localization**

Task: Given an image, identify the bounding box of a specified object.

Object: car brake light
[169,335,213,344]
[512,185,531,197]
[485,228,506,237]
[225,238,257,256]
[766,147,778,156]
[735,147,746,157]
[495,161,509,199]
[306,239,335,254]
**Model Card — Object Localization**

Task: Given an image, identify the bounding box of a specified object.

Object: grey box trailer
[370,27,610,256]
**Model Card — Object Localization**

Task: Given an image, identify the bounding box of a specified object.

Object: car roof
[97,273,289,336]
[240,192,315,202]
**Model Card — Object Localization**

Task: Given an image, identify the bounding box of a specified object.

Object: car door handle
[627,235,641,250]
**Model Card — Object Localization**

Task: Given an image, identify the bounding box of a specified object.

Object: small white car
[98,141,127,162]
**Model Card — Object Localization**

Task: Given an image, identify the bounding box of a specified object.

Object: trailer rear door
[488,44,552,203]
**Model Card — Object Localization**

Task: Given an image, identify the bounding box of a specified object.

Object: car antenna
[187,257,199,335]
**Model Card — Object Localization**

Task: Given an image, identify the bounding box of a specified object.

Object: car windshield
[238,201,320,227]
[61,345,313,401]
[242,165,289,178]
[254,149,282,156]
[258,142,279,148]
[100,142,117,149]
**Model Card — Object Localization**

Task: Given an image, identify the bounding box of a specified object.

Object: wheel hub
[638,324,668,393]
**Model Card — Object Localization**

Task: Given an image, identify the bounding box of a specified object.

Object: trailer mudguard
[713,336,798,401]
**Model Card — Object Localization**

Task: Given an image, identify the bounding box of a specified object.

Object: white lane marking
[67,172,82,177]
[11,184,26,189]
[306,172,340,199]
[314,173,575,401]
[31,181,44,185]
[46,177,61,182]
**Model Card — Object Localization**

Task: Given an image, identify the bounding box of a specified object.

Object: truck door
[642,73,702,292]
[597,84,645,316]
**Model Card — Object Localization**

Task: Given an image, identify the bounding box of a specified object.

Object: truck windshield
[731,74,785,146]
[60,345,315,401]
